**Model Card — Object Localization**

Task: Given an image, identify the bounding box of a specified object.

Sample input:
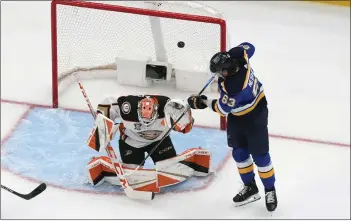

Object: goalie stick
[1,183,47,200]
[125,75,215,176]
[76,77,154,200]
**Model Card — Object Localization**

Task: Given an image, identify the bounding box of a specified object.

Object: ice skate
[233,180,261,207]
[265,187,277,212]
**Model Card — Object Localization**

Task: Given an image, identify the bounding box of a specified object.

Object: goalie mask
[137,97,159,126]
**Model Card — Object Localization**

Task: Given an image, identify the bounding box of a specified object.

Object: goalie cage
[51,0,228,130]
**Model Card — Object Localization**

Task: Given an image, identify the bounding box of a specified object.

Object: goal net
[51,0,227,130]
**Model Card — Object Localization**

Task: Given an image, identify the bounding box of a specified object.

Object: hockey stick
[76,78,154,200]
[1,183,46,200]
[125,75,215,176]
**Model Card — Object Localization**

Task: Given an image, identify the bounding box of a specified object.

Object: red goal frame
[51,0,227,130]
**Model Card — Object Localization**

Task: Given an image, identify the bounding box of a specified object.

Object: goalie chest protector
[117,95,170,122]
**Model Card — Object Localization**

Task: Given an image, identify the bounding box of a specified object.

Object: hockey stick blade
[1,183,47,200]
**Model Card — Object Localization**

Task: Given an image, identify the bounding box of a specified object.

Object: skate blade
[234,193,261,207]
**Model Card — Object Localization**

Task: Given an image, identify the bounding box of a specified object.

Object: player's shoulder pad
[237,42,255,59]
[117,95,127,105]
[227,42,255,60]
[117,95,142,109]
[154,95,170,113]
[228,46,244,60]
[145,95,170,105]
[154,95,171,101]
[224,68,248,95]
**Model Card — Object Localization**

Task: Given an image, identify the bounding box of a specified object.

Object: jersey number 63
[221,94,235,107]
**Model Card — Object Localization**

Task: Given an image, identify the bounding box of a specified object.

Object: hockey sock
[252,153,275,190]
[232,148,255,185]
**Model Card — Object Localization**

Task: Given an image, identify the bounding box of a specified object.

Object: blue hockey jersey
[209,43,267,117]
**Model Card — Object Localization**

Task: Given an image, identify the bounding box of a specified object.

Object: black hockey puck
[177,41,185,48]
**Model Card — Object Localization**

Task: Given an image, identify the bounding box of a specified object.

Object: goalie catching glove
[163,99,194,133]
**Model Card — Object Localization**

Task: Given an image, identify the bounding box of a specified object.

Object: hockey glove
[164,99,192,131]
[181,117,194,134]
[187,95,208,109]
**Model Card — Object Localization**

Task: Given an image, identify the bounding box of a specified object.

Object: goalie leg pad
[155,147,211,188]
[156,162,194,188]
[123,167,160,193]
[87,156,160,193]
[181,148,211,176]
[87,156,118,186]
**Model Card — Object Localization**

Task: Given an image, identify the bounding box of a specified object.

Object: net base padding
[57,64,220,97]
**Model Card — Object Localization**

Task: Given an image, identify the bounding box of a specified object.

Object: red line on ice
[1,99,349,148]
[0,99,232,196]
[0,98,349,197]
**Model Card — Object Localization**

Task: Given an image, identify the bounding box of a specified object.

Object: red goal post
[51,0,227,130]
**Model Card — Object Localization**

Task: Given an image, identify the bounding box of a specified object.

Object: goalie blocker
[86,95,212,197]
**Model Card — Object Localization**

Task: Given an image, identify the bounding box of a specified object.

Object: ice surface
[1,1,350,219]
[1,107,230,194]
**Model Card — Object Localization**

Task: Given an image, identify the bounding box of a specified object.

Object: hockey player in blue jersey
[187,42,277,212]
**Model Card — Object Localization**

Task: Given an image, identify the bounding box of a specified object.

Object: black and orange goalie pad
[86,148,211,192]
[156,147,211,188]
[86,156,160,193]
[87,114,119,152]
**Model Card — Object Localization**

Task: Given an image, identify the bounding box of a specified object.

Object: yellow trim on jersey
[238,164,254,174]
[231,91,265,116]
[242,50,251,90]
[214,100,226,117]
[258,168,275,179]
[220,81,228,94]
[221,50,250,93]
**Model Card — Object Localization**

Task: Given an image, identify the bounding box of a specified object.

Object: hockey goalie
[85,94,211,199]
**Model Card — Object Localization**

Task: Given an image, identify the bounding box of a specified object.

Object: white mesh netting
[53,1,227,129]
[55,1,226,81]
